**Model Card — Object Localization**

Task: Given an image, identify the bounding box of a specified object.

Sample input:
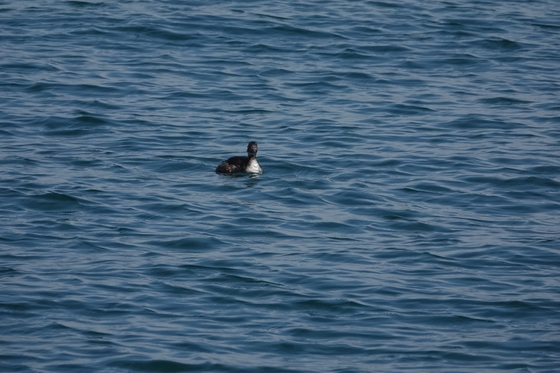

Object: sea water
[1,1,559,372]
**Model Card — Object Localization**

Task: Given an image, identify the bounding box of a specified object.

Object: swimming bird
[215,141,263,174]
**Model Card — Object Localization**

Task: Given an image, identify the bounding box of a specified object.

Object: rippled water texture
[1,0,560,372]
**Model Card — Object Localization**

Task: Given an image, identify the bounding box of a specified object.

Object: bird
[215,141,263,174]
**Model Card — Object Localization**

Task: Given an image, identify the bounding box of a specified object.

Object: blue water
[1,1,560,372]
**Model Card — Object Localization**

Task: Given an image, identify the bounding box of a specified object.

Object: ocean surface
[1,1,560,372]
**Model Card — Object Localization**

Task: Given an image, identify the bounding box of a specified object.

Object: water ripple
[1,0,560,372]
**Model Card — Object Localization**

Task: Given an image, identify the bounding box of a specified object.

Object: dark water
[1,0,560,372]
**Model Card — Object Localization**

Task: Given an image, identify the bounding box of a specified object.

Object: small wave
[479,96,532,105]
